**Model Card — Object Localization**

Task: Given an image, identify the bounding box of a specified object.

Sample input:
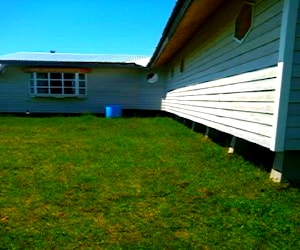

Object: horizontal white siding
[287,3,300,150]
[86,68,140,112]
[0,67,30,113]
[0,66,147,114]
[138,87,165,110]
[162,67,278,148]
[166,0,282,91]
[159,0,283,149]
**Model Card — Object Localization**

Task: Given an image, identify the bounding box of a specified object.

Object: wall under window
[0,66,148,114]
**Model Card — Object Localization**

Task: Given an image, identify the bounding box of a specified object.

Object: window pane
[37,73,48,79]
[30,80,34,86]
[79,81,86,87]
[50,88,62,94]
[30,88,34,94]
[30,73,35,79]
[50,73,62,79]
[50,80,62,87]
[79,74,86,80]
[180,59,185,73]
[171,68,174,78]
[79,89,86,95]
[37,88,49,94]
[234,3,253,41]
[64,80,75,87]
[64,73,75,80]
[37,80,48,86]
[64,87,75,94]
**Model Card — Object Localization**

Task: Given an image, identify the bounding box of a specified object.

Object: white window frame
[233,1,255,43]
[30,72,87,98]
[179,59,185,74]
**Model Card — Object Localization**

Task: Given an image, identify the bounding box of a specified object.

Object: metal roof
[0,52,150,67]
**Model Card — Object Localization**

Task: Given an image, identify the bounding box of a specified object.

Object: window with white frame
[170,67,174,78]
[180,59,185,73]
[30,72,87,97]
[234,1,254,42]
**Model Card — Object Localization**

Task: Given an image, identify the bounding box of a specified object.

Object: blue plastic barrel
[105,105,123,118]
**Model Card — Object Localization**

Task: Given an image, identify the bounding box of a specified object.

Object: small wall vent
[147,73,159,84]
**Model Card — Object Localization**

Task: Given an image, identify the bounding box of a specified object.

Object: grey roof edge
[0,60,147,69]
[0,52,151,68]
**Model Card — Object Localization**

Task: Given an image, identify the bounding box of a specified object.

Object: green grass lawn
[0,115,299,249]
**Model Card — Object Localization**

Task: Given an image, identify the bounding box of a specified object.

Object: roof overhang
[148,0,226,69]
[0,52,150,68]
[0,60,145,69]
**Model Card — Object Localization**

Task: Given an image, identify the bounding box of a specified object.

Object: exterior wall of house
[138,69,167,110]
[286,4,300,150]
[161,0,283,149]
[0,66,155,114]
[0,66,28,113]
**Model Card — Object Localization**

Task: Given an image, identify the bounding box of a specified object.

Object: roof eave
[0,60,144,69]
[148,0,192,68]
[148,0,226,69]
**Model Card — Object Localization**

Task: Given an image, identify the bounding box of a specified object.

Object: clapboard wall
[0,66,153,114]
[138,69,166,110]
[287,3,300,150]
[162,0,283,149]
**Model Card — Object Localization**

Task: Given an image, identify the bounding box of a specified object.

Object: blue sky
[0,0,176,56]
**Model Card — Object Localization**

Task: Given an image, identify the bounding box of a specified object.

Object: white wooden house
[148,0,300,182]
[0,52,165,114]
[0,0,300,182]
